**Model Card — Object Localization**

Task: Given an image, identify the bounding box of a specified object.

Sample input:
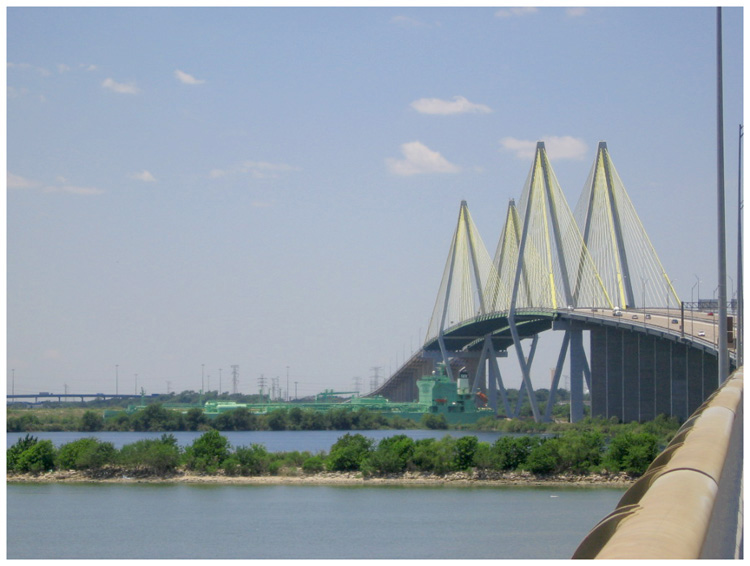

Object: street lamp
[691,280,699,335]
[694,274,701,309]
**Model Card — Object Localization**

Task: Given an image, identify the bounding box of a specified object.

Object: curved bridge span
[370,142,738,422]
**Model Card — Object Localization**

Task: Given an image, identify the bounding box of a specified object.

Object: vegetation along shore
[7,424,672,485]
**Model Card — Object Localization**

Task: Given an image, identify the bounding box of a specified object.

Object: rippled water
[7,482,624,559]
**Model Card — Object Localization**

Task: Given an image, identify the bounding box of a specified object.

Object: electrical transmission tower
[370,366,382,393]
[231,365,239,395]
[258,374,267,400]
[353,376,361,394]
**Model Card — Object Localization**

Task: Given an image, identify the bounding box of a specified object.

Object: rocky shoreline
[7,468,635,487]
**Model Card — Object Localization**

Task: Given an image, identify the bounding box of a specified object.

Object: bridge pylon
[574,141,680,309]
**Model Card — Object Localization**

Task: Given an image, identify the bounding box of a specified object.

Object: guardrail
[572,368,743,559]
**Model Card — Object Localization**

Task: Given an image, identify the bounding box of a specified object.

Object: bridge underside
[373,312,731,424]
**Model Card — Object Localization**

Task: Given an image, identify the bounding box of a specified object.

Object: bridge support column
[472,336,512,417]
[569,329,586,423]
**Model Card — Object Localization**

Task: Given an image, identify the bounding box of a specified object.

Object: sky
[6,6,744,399]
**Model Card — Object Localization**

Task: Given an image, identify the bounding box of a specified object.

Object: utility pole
[353,376,361,394]
[231,365,239,395]
[716,7,729,383]
[737,124,744,366]
[286,366,290,402]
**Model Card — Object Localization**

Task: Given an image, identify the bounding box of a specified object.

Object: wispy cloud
[8,172,103,195]
[495,7,538,19]
[80,63,98,71]
[7,173,40,189]
[411,95,492,115]
[500,136,588,160]
[174,69,205,85]
[390,15,439,28]
[386,141,460,176]
[102,77,140,94]
[210,160,298,180]
[131,170,157,182]
[43,185,104,196]
[566,7,588,17]
[7,62,51,76]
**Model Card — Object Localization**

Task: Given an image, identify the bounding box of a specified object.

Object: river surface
[6,430,622,559]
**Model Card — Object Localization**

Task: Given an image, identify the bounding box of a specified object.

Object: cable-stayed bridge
[372,141,737,423]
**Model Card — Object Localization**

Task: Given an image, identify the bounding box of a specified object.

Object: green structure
[199,364,494,425]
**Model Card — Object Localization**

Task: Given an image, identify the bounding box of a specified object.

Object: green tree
[185,408,208,431]
[604,432,659,475]
[524,438,560,475]
[15,439,56,473]
[266,410,288,431]
[365,434,415,475]
[556,430,605,474]
[223,444,272,476]
[7,434,39,472]
[80,411,104,432]
[118,434,181,475]
[184,430,230,473]
[326,433,373,472]
[421,413,448,430]
[454,435,478,470]
[57,437,116,470]
[491,436,538,471]
[302,455,326,474]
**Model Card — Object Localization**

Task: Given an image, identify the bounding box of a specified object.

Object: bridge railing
[572,368,744,559]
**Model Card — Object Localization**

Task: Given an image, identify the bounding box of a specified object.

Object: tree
[556,430,605,474]
[185,408,208,431]
[365,435,415,475]
[15,440,56,474]
[524,438,560,475]
[7,434,39,472]
[604,432,659,475]
[184,430,230,473]
[57,437,116,470]
[454,436,478,470]
[326,433,373,472]
[80,411,104,432]
[421,413,448,430]
[118,434,181,475]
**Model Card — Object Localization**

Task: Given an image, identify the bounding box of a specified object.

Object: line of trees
[7,428,662,479]
[7,405,431,433]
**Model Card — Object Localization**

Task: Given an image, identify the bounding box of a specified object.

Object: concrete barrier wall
[572,368,743,559]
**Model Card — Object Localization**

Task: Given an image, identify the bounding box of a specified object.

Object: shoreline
[7,469,635,488]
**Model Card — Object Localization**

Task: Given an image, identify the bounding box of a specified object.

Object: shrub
[184,430,230,473]
[454,436,478,470]
[524,438,560,475]
[326,433,373,472]
[365,435,415,475]
[410,436,457,474]
[57,437,116,470]
[227,444,272,476]
[604,432,659,475]
[421,413,448,430]
[118,434,181,475]
[302,455,326,474]
[15,439,56,474]
[491,436,538,471]
[7,434,39,472]
[556,430,605,474]
[80,411,104,432]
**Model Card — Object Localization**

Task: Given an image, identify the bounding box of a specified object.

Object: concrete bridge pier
[589,326,720,423]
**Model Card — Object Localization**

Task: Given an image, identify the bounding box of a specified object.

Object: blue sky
[6,6,744,398]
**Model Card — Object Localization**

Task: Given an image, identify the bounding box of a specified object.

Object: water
[6,429,521,452]
[6,430,622,559]
[7,482,624,559]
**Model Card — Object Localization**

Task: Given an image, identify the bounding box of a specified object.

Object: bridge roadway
[8,393,148,404]
[372,306,734,423]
